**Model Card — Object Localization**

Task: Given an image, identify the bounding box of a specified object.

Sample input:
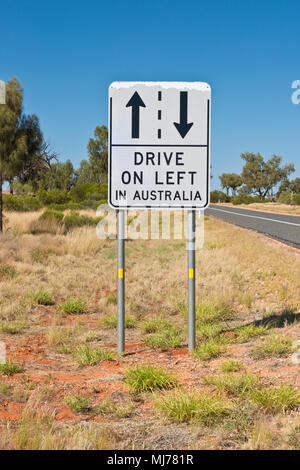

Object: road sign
[109,82,211,209]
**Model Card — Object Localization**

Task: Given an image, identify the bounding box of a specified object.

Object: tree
[0,78,24,231]
[240,152,294,199]
[219,173,242,196]
[76,159,97,184]
[86,125,108,183]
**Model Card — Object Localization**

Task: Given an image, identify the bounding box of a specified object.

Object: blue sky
[1,0,300,190]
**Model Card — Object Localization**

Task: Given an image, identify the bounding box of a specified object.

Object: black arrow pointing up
[126,91,146,139]
[173,91,193,138]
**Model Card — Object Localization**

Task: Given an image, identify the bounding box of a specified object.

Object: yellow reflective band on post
[118,268,123,279]
[189,268,194,279]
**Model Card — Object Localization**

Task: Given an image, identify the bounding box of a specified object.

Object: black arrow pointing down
[173,91,193,138]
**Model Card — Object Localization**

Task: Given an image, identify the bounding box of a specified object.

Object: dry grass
[0,210,299,449]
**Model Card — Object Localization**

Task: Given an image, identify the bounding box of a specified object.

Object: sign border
[108,86,210,210]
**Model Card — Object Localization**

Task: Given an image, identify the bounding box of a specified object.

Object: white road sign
[109,81,211,209]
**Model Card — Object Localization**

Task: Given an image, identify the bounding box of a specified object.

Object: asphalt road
[205,204,300,249]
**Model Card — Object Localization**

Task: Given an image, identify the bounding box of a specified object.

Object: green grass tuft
[140,317,172,334]
[102,315,136,329]
[30,289,54,306]
[196,302,233,324]
[156,389,232,425]
[125,365,177,393]
[60,299,86,315]
[0,321,26,334]
[204,373,259,397]
[250,334,292,359]
[220,359,242,372]
[250,384,299,413]
[194,338,227,360]
[232,324,268,343]
[74,346,114,366]
[0,360,22,376]
[65,394,92,413]
[143,328,182,350]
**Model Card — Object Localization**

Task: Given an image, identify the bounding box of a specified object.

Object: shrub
[125,365,177,393]
[63,211,101,230]
[210,190,231,203]
[232,194,262,205]
[37,189,71,206]
[278,190,292,204]
[3,194,42,212]
[39,210,64,223]
[29,210,64,235]
[156,390,231,425]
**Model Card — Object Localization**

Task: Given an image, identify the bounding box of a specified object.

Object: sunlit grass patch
[74,346,114,366]
[29,289,54,306]
[102,315,136,329]
[220,359,242,372]
[156,389,232,425]
[96,399,135,418]
[143,328,182,350]
[196,302,234,324]
[194,338,227,360]
[0,360,22,376]
[204,373,259,397]
[59,298,86,315]
[250,384,299,413]
[204,241,225,250]
[11,412,112,449]
[0,321,26,334]
[232,324,268,343]
[65,394,92,414]
[0,379,11,395]
[140,317,172,334]
[125,365,177,393]
[196,323,224,341]
[107,295,117,305]
[0,264,17,279]
[250,334,292,359]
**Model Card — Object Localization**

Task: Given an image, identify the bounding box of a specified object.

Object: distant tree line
[0,78,108,231]
[217,152,298,204]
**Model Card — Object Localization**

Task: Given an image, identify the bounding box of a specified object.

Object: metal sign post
[187,210,196,352]
[117,209,125,354]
